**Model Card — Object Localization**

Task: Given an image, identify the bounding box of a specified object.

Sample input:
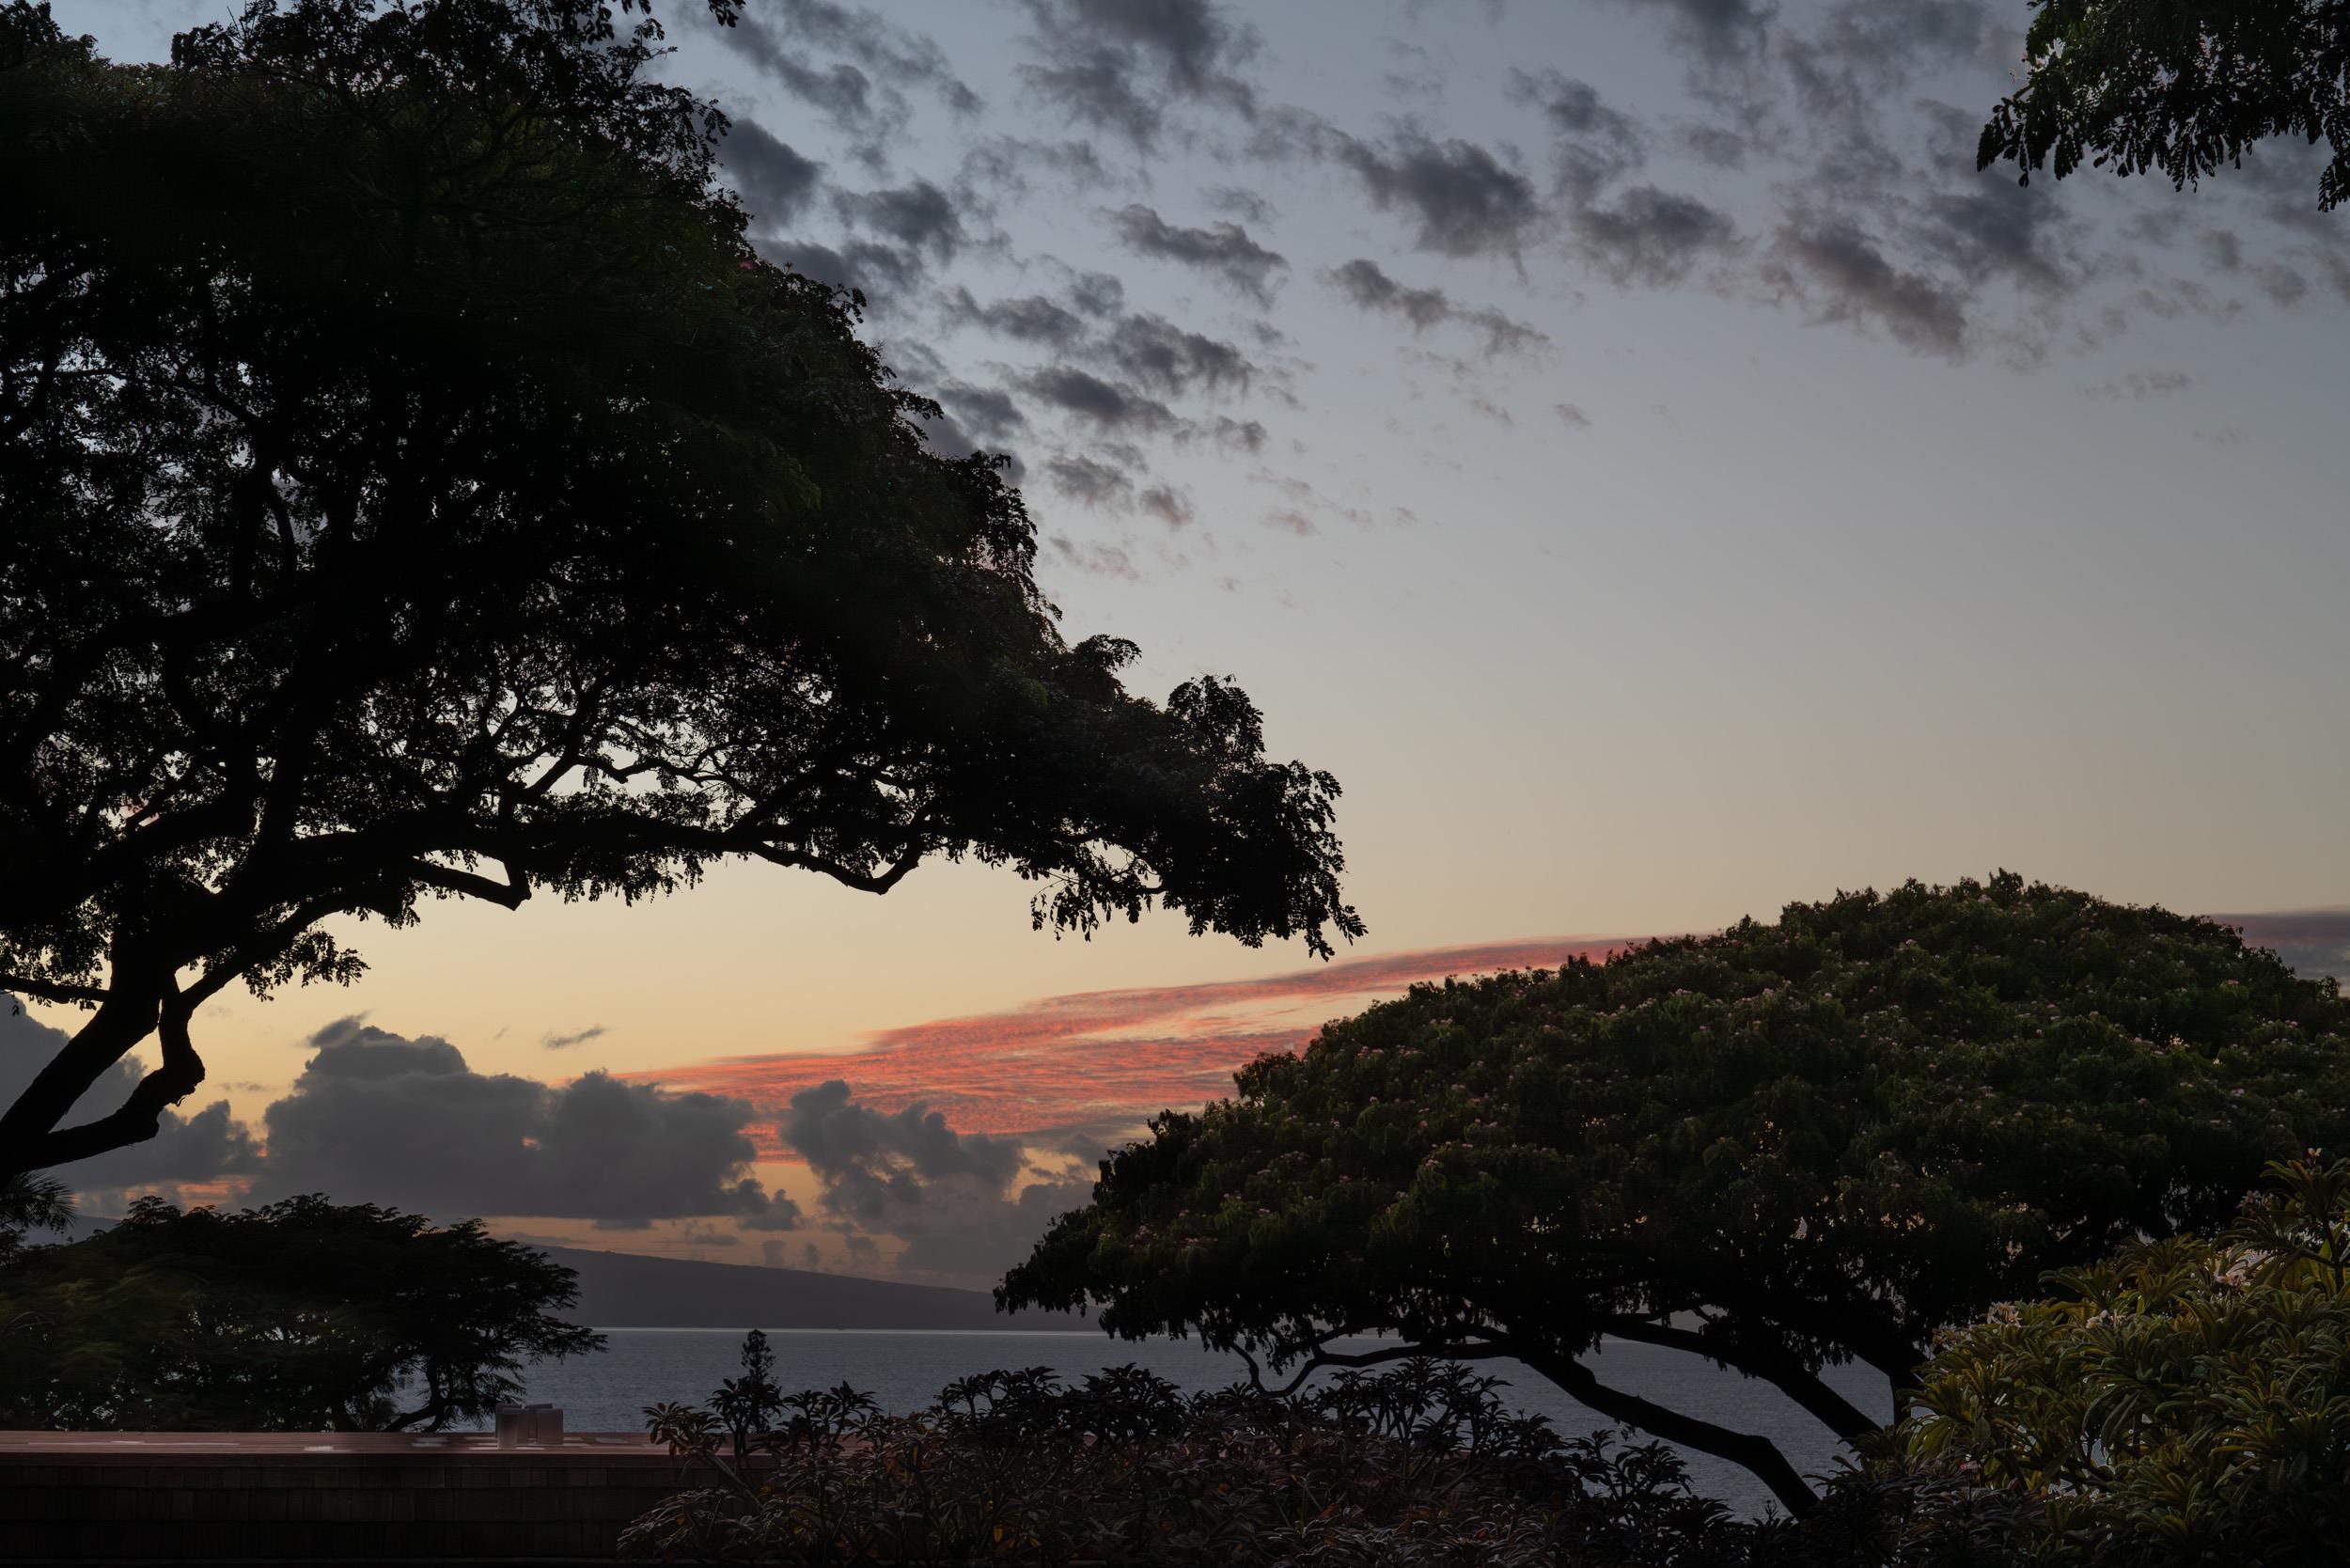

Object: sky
[18,0,2350,1290]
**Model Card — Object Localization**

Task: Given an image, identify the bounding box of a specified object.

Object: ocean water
[489,1326,1891,1520]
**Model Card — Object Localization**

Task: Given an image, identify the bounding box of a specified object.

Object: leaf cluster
[0,1191,602,1430]
[1877,1156,2350,1565]
[1980,0,2350,209]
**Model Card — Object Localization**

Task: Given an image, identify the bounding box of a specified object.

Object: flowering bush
[620,1351,1873,1566]
[1875,1158,2350,1564]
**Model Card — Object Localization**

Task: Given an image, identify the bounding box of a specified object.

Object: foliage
[624,1346,1878,1567]
[1872,1157,2350,1565]
[0,0,1358,1177]
[0,1192,601,1429]
[1980,0,2350,209]
[999,873,2350,1512]
[0,1171,70,1262]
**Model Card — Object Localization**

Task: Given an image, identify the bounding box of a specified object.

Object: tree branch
[1517,1346,1822,1516]
[1598,1316,1884,1441]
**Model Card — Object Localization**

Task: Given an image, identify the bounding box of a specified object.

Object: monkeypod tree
[0,0,1359,1178]
[1001,874,2350,1513]
[1982,0,2350,210]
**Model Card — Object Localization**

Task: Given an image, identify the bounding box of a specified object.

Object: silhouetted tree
[1000,874,2350,1514]
[0,1193,601,1429]
[0,0,1360,1180]
[1982,0,2350,209]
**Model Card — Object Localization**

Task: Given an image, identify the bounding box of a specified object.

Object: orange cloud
[627,938,1631,1154]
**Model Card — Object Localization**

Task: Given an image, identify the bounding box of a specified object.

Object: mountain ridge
[540,1244,1089,1332]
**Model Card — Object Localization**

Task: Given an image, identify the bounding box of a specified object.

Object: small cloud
[1138,484,1194,527]
[1552,402,1592,430]
[1110,204,1288,304]
[541,1025,608,1051]
[1570,186,1739,286]
[1331,129,1545,259]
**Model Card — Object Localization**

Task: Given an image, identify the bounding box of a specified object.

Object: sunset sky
[18,0,2350,1289]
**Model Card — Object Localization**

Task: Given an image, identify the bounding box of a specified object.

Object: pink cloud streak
[628,938,1632,1153]
[632,912,2349,1159]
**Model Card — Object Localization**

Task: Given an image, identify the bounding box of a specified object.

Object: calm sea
[485,1327,1890,1520]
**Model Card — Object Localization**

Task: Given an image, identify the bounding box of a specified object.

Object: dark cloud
[1204,184,1277,225]
[1765,218,1970,356]
[935,382,1027,441]
[1506,68,1646,204]
[759,238,923,301]
[779,1080,1089,1280]
[834,180,966,264]
[1680,124,1749,168]
[1553,402,1592,430]
[0,1002,259,1198]
[956,135,1116,200]
[767,0,982,115]
[1017,366,1180,432]
[719,118,823,227]
[1017,0,1258,149]
[1331,130,1544,259]
[704,10,887,140]
[1182,415,1268,454]
[541,1025,607,1051]
[257,1020,795,1227]
[1046,536,1142,578]
[1606,0,1776,60]
[953,289,1087,346]
[1069,270,1127,317]
[1111,204,1287,304]
[1570,186,1740,285]
[1786,0,1998,114]
[1099,312,1259,396]
[912,403,1026,485]
[1323,259,1551,357]
[1921,180,2070,293]
[1043,453,1136,509]
[1138,483,1194,527]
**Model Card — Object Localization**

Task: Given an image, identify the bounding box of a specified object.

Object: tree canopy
[1000,873,2350,1513]
[0,1192,600,1429]
[1981,0,2350,209]
[1888,1157,2350,1563]
[0,0,1359,1180]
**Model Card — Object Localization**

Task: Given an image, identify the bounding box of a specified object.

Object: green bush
[1877,1158,2350,1564]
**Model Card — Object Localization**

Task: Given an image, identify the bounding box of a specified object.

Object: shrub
[621,1349,1872,1566]
[1875,1158,2350,1564]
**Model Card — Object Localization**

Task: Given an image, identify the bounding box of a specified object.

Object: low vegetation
[1871,1156,2350,1564]
[626,1341,1886,1567]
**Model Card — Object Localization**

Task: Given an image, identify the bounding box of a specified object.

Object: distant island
[540,1246,1088,1332]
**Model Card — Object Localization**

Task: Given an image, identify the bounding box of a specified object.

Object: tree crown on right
[1982,0,2350,209]
[1002,872,2350,1512]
